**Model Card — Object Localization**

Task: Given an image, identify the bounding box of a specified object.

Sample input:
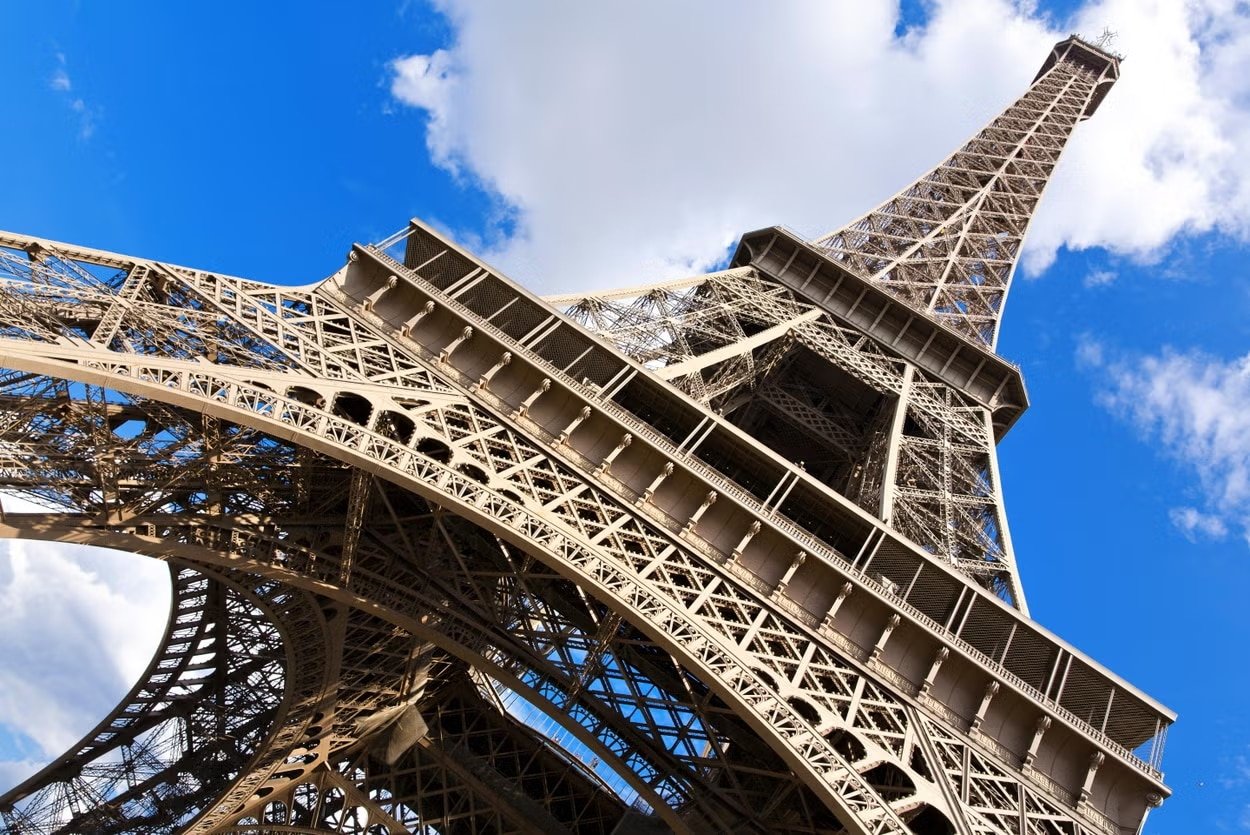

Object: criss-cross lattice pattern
[0,225,1170,834]
[0,38,1171,833]
[0,370,855,832]
[811,42,1116,348]
[551,267,1020,606]
[0,567,318,835]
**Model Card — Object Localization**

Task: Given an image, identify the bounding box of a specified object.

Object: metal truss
[813,38,1118,349]
[0,372,848,832]
[551,267,1020,607]
[0,565,328,834]
[0,33,1170,835]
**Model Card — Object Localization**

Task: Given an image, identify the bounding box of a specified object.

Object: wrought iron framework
[0,34,1170,835]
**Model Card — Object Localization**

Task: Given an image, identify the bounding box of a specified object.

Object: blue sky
[1,1,1249,831]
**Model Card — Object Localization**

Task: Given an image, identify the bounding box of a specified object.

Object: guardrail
[365,237,1168,781]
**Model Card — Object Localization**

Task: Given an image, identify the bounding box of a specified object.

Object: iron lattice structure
[0,35,1171,835]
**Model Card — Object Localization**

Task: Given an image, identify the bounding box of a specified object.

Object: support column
[879,365,916,523]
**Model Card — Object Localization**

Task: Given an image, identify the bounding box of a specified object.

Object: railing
[364,237,1168,782]
[777,226,1027,375]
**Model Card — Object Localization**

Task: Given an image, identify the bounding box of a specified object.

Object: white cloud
[1025,0,1250,272]
[0,757,46,791]
[1169,505,1229,540]
[1215,749,1250,830]
[49,51,97,140]
[50,51,71,92]
[388,0,1250,294]
[1083,269,1117,288]
[1087,343,1250,543]
[391,50,458,168]
[0,540,169,789]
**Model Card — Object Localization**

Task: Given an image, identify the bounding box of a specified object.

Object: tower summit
[815,35,1120,349]
[0,35,1169,835]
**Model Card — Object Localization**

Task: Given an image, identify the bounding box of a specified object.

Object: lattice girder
[0,33,1176,835]
[0,381,842,833]
[553,268,1020,602]
[0,267,930,830]
[0,224,1169,834]
[812,38,1119,348]
[0,565,332,835]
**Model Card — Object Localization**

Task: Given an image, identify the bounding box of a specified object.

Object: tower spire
[813,36,1120,348]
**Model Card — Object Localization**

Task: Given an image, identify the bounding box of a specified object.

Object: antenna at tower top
[1094,26,1119,50]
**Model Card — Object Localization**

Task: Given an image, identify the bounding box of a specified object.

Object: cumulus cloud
[1025,0,1250,272]
[1084,342,1250,543]
[391,50,459,168]
[387,0,1250,293]
[0,540,169,789]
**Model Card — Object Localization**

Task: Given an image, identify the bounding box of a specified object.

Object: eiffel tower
[0,34,1172,835]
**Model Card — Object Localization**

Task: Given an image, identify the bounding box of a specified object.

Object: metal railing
[364,235,1168,781]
